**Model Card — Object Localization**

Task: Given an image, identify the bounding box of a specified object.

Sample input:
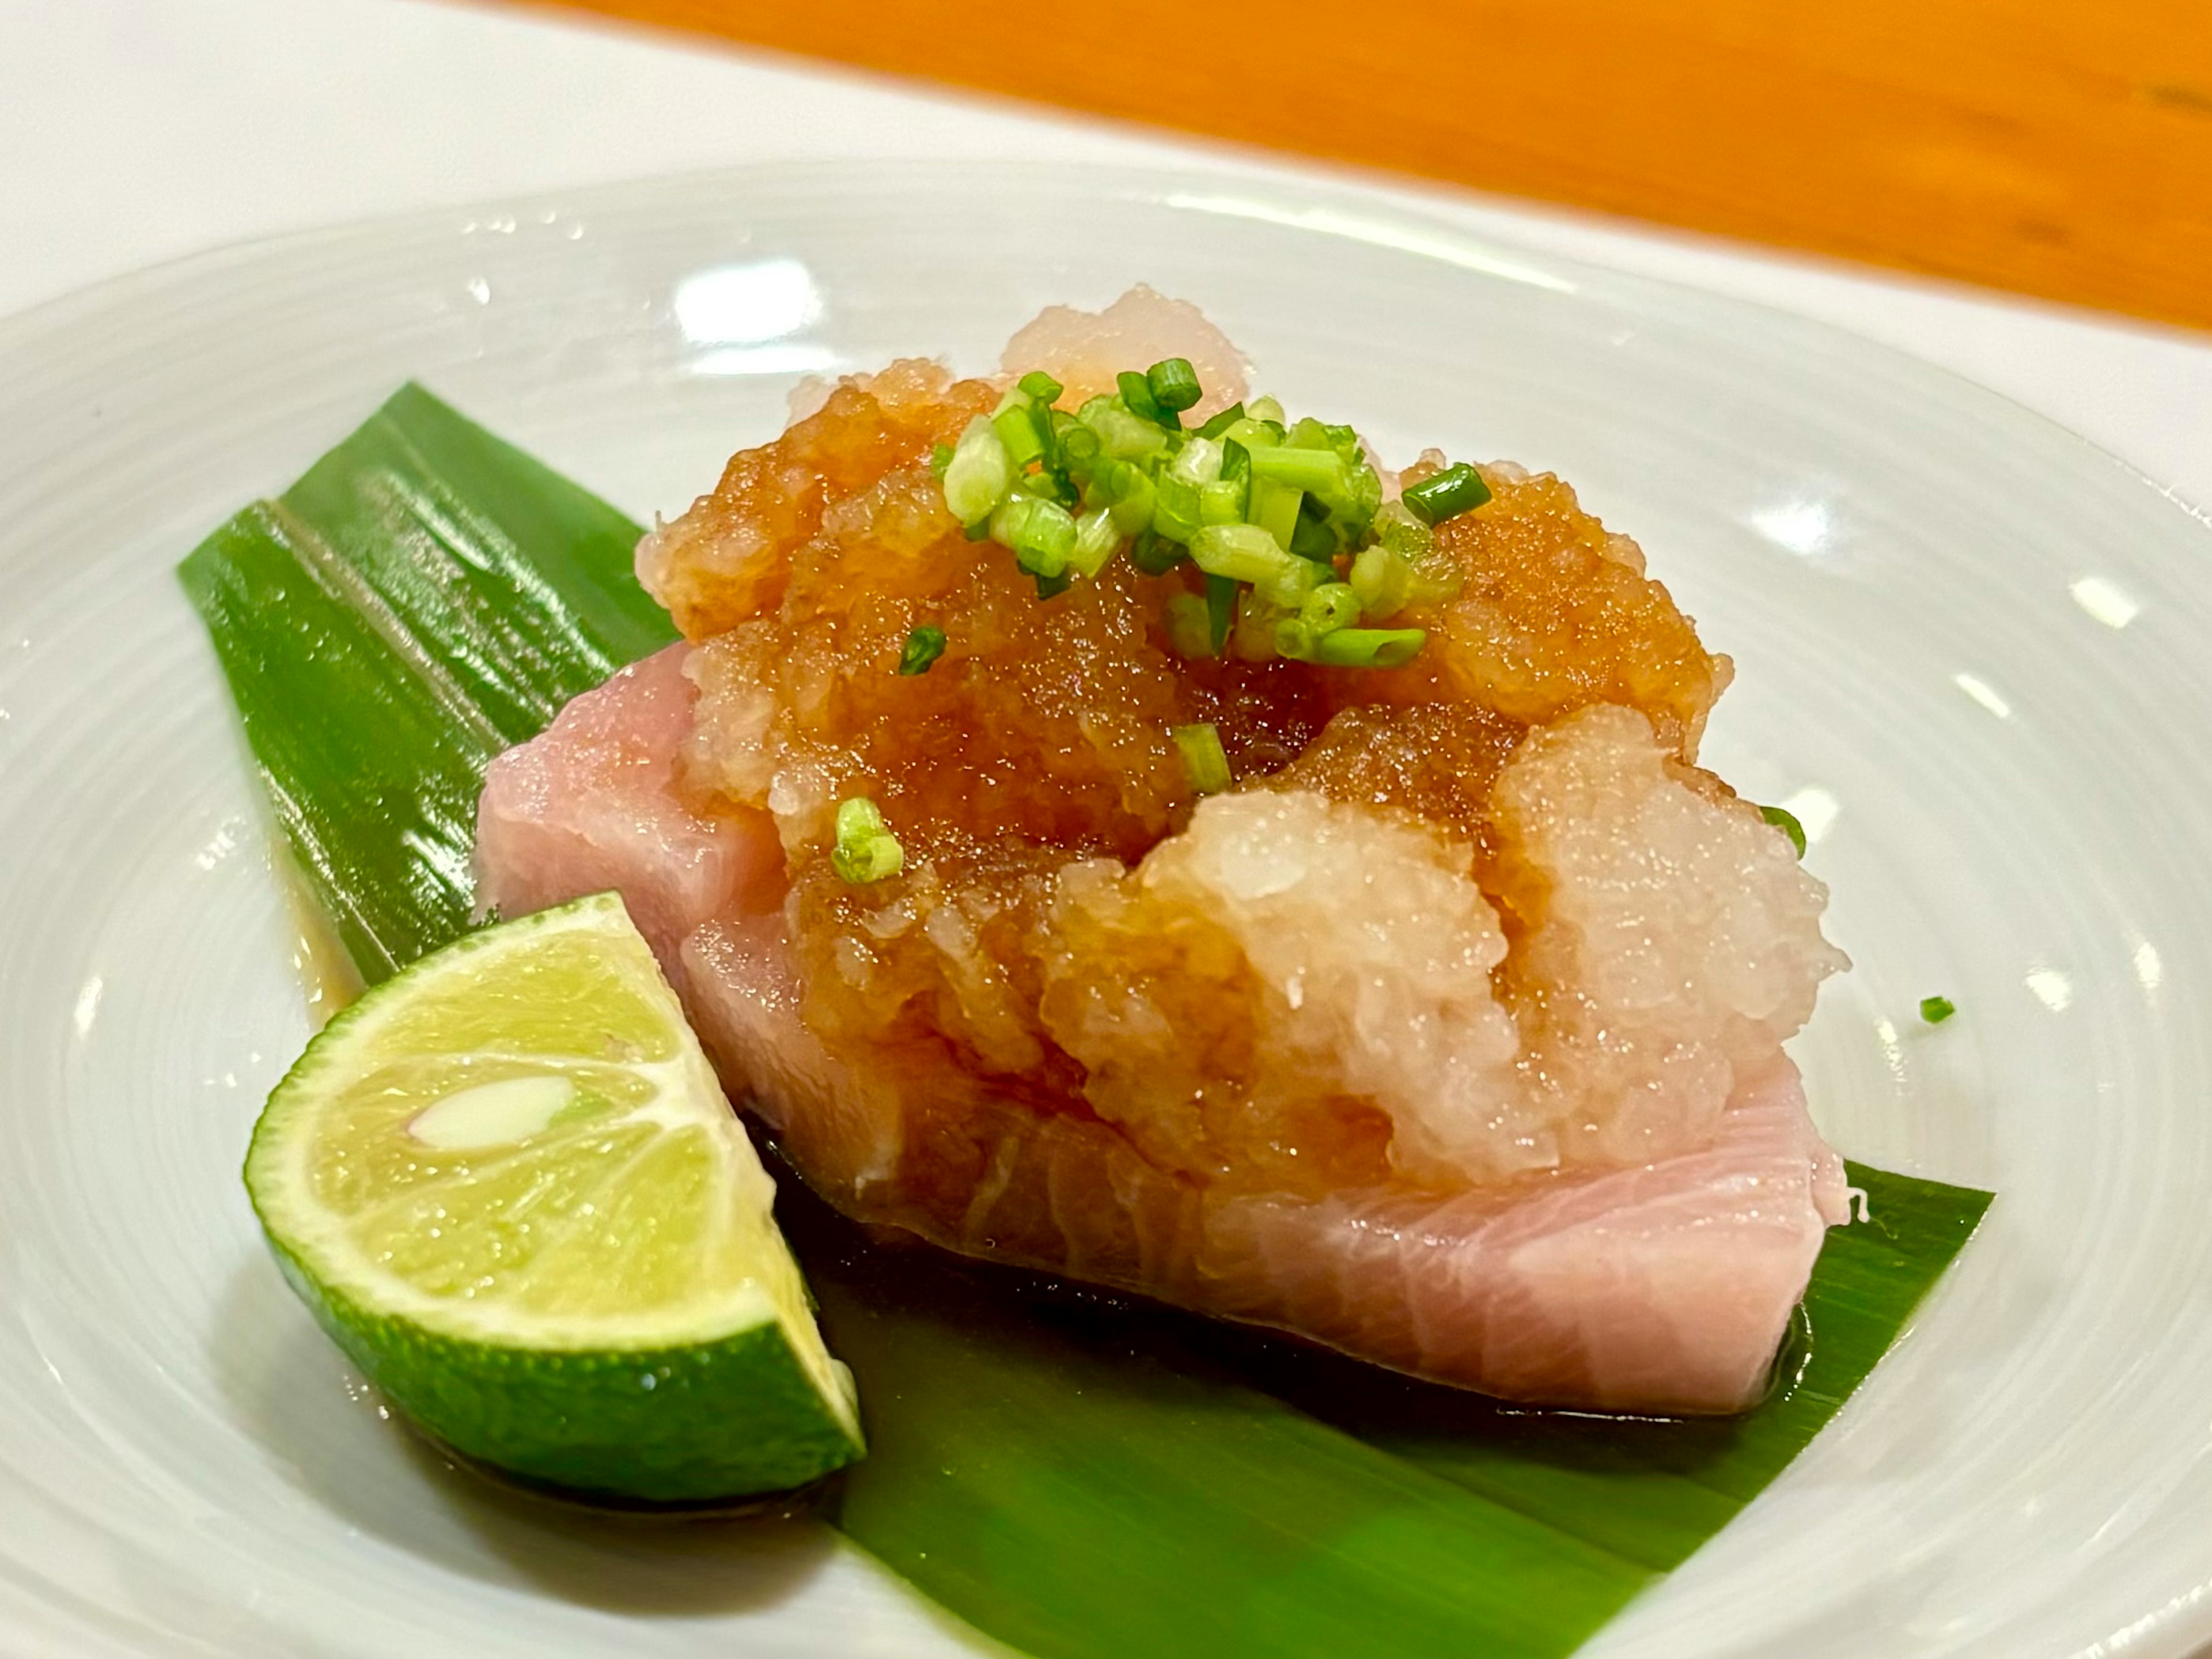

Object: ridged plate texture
[0,162,2205,1658]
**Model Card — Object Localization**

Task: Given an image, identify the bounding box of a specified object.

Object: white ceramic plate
[3,161,2207,1659]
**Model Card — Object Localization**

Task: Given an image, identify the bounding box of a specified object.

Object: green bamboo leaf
[181,385,1992,1658]
[1193,1162,1990,1573]
[177,386,676,980]
[179,499,499,980]
[780,1159,1987,1650]
[280,384,676,737]
[787,1187,1652,1659]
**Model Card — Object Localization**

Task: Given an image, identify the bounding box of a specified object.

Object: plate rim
[0,154,2196,549]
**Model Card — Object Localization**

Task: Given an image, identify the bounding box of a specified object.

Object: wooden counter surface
[532,0,2212,333]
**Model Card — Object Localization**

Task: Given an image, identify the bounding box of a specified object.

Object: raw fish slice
[1202,1066,1847,1411]
[680,910,1844,1414]
[472,644,781,982]
[474,665,1846,1411]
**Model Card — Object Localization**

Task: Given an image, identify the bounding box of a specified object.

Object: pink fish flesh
[475,650,1849,1414]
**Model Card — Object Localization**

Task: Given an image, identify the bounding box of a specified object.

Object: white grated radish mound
[1033,731,1848,1191]
[1038,790,1532,1187]
[1493,705,1850,1170]
[1001,285,1249,422]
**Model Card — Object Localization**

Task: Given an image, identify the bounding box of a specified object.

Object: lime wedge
[244,891,863,1503]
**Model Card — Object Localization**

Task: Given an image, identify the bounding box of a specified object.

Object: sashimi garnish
[477,286,1851,1412]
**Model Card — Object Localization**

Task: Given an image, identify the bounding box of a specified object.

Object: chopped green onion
[1230,589,1289,660]
[1759,804,1808,859]
[1289,505,1338,563]
[1014,467,1077,507]
[1168,435,1225,487]
[1154,474,1204,544]
[944,418,1014,527]
[992,497,1078,575]
[929,442,955,477]
[1299,582,1362,635]
[1402,462,1492,527]
[1264,556,1325,611]
[1376,505,1460,605]
[1350,543,1412,620]
[1313,627,1426,669]
[992,404,1048,471]
[1085,457,1132,503]
[1189,522,1310,598]
[1224,417,1279,453]
[1195,402,1247,441]
[1106,467,1157,536]
[1147,358,1203,415]
[897,624,946,676]
[1919,995,1958,1025]
[1129,528,1186,577]
[1171,722,1233,795]
[1163,592,1216,658]
[1277,578,1366,659]
[1084,400,1169,462]
[1198,478,1247,527]
[1059,423,1102,467]
[1118,370,1173,429]
[1377,503,1435,559]
[1336,463,1383,536]
[832,796,905,885]
[1069,508,1121,578]
[1247,445,1350,497]
[1247,475,1302,550]
[1205,574,1238,655]
[967,365,1427,664]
